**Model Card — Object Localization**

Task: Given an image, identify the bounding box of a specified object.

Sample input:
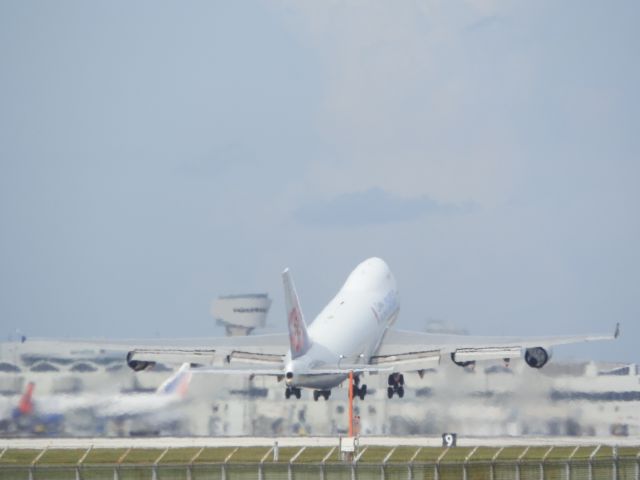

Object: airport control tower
[211,294,272,336]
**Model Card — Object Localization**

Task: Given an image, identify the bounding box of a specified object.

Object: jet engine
[450,352,475,368]
[524,347,551,368]
[127,360,155,371]
[126,352,156,372]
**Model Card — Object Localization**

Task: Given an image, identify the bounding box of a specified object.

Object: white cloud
[293,186,474,227]
[278,0,522,205]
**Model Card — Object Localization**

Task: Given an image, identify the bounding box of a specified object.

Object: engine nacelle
[450,352,475,368]
[524,347,551,369]
[126,351,156,371]
[128,360,155,371]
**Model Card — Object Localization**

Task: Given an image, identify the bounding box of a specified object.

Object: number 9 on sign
[442,433,457,447]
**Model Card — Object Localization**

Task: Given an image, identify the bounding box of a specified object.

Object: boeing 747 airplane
[127,258,619,401]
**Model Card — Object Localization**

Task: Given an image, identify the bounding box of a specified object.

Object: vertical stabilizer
[282,268,312,359]
[17,382,35,415]
[156,363,192,397]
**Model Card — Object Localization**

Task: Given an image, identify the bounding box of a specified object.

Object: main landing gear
[285,386,301,399]
[387,373,405,398]
[313,390,331,401]
[352,375,367,400]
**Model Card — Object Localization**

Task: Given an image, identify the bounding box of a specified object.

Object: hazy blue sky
[1,1,638,362]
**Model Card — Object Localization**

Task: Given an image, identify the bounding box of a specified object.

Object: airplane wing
[188,364,391,376]
[372,323,620,371]
[124,334,290,371]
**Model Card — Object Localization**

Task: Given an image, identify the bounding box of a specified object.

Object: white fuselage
[32,392,185,419]
[286,257,399,389]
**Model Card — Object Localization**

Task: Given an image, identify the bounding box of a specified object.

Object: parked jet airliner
[127,258,619,401]
[15,363,192,422]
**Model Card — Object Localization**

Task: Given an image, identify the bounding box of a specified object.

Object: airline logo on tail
[17,382,35,415]
[289,308,304,353]
[283,268,312,359]
[156,364,192,398]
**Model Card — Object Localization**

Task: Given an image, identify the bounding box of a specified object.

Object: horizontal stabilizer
[190,365,284,376]
[188,363,391,376]
[305,364,393,375]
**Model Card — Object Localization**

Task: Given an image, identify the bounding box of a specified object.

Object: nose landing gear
[387,373,405,398]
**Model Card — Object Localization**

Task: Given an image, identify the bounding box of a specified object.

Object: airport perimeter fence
[1,444,640,480]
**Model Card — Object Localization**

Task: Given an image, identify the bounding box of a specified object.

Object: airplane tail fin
[156,363,192,398]
[18,382,35,415]
[282,268,312,359]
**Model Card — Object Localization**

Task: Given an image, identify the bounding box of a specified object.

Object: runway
[2,435,640,450]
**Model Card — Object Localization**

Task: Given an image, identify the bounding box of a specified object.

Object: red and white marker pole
[348,370,354,437]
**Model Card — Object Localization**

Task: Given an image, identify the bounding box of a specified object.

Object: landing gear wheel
[294,388,301,399]
[388,374,395,386]
[397,386,405,398]
[358,384,367,400]
[387,387,394,399]
[313,390,320,402]
[324,391,331,400]
[398,374,405,386]
[285,388,291,399]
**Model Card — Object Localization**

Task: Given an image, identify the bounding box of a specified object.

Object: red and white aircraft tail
[17,382,35,415]
[282,268,312,359]
[155,363,192,398]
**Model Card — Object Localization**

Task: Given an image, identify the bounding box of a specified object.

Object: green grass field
[0,444,637,466]
[1,445,638,480]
